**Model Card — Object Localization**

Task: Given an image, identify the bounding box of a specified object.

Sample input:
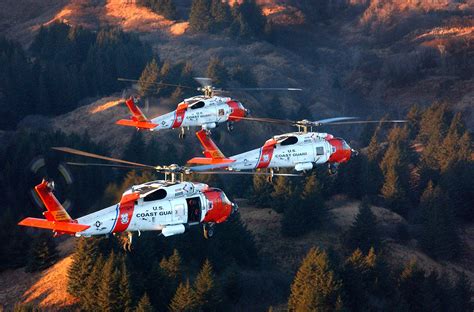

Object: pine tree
[398,261,426,311]
[380,127,411,215]
[282,173,325,237]
[206,57,228,87]
[97,253,121,312]
[189,0,212,33]
[288,247,341,312]
[122,131,146,163]
[138,58,160,97]
[342,248,379,311]
[135,293,153,312]
[343,198,380,253]
[194,259,220,311]
[419,182,460,260]
[365,130,383,196]
[210,0,231,32]
[118,260,134,312]
[81,256,105,311]
[451,272,473,312]
[160,249,182,279]
[251,173,274,207]
[68,237,102,297]
[231,0,267,38]
[169,280,198,312]
[25,233,58,272]
[270,175,294,213]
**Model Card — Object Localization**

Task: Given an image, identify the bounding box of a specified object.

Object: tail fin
[188,130,235,165]
[116,97,157,130]
[18,180,89,234]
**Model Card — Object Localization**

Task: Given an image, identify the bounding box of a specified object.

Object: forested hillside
[0,0,472,311]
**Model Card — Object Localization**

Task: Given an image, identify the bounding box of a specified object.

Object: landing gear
[267,168,274,183]
[328,163,338,175]
[203,223,215,239]
[178,128,186,139]
[227,121,234,132]
[122,231,133,252]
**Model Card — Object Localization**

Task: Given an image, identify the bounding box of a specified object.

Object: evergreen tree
[97,253,121,312]
[194,259,220,311]
[135,293,153,312]
[251,174,274,207]
[189,0,212,32]
[282,173,325,237]
[122,131,146,163]
[397,261,426,311]
[270,175,294,213]
[342,198,380,253]
[288,247,341,312]
[365,130,383,196]
[25,233,58,272]
[231,0,267,38]
[418,182,460,260]
[206,57,228,87]
[169,280,198,312]
[210,0,231,32]
[451,272,473,312]
[160,249,182,279]
[341,248,379,311]
[81,256,105,311]
[119,260,134,312]
[68,237,103,297]
[138,58,160,97]
[380,127,411,215]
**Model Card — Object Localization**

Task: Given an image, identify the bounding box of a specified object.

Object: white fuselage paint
[227,132,333,171]
[75,181,210,237]
[149,96,234,130]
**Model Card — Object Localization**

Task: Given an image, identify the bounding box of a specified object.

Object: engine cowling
[295,162,314,171]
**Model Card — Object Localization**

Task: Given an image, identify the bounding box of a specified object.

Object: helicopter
[115,77,301,138]
[18,147,298,250]
[188,117,406,176]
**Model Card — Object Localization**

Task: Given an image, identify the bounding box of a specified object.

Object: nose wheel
[203,223,215,239]
[227,121,234,132]
[328,163,338,175]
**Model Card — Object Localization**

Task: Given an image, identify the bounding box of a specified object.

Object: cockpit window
[143,189,167,202]
[342,140,350,150]
[280,136,298,146]
[190,101,205,109]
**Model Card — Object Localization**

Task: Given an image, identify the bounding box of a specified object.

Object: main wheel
[227,122,234,132]
[203,223,215,239]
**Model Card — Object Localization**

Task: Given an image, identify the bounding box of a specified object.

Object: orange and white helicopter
[188,117,406,176]
[115,78,301,138]
[18,147,297,249]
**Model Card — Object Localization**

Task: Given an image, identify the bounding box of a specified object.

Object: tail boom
[116,97,157,130]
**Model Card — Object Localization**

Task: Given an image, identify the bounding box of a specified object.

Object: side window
[143,189,167,202]
[280,136,298,146]
[316,146,324,155]
[190,101,205,109]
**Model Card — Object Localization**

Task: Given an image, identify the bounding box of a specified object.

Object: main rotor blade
[66,162,156,171]
[192,171,302,177]
[118,78,195,90]
[312,117,358,124]
[232,116,294,125]
[226,87,302,91]
[53,147,156,169]
[194,77,213,88]
[323,120,407,125]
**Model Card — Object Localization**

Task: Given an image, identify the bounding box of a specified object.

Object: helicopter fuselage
[149,96,248,131]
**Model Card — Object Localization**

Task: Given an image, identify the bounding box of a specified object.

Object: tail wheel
[203,223,215,239]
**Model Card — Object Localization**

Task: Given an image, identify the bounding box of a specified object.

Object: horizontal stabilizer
[116,119,157,129]
[18,217,90,233]
[188,157,235,165]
